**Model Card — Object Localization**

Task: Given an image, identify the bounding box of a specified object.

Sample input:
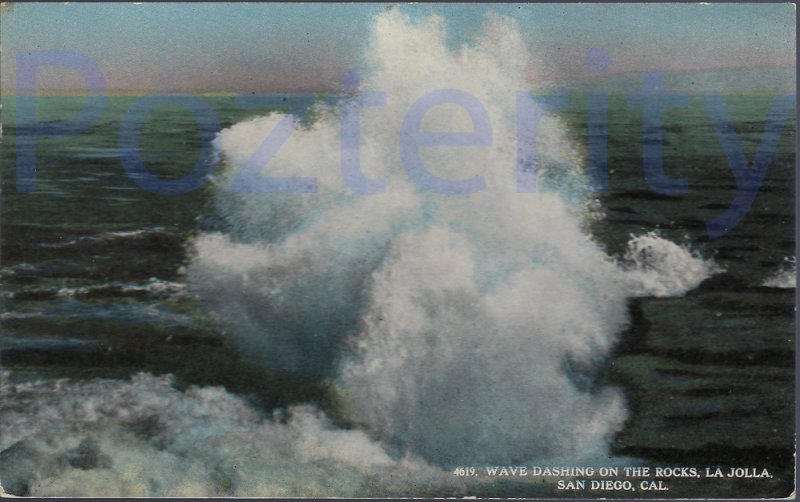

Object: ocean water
[0,12,795,498]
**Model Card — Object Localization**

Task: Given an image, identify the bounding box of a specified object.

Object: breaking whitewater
[2,11,753,497]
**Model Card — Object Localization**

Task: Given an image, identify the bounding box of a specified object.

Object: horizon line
[0,65,794,97]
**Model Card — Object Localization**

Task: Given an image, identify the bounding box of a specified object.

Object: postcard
[0,2,795,498]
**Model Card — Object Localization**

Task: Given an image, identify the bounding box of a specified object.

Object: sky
[1,2,795,93]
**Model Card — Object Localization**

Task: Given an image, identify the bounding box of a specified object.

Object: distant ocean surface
[0,66,795,497]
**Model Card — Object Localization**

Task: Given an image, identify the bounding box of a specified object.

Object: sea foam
[0,373,449,497]
[622,232,719,297]
[763,259,796,288]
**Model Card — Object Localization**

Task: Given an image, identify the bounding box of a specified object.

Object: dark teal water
[0,93,795,497]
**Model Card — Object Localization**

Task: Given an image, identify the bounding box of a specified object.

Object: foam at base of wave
[0,372,452,497]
